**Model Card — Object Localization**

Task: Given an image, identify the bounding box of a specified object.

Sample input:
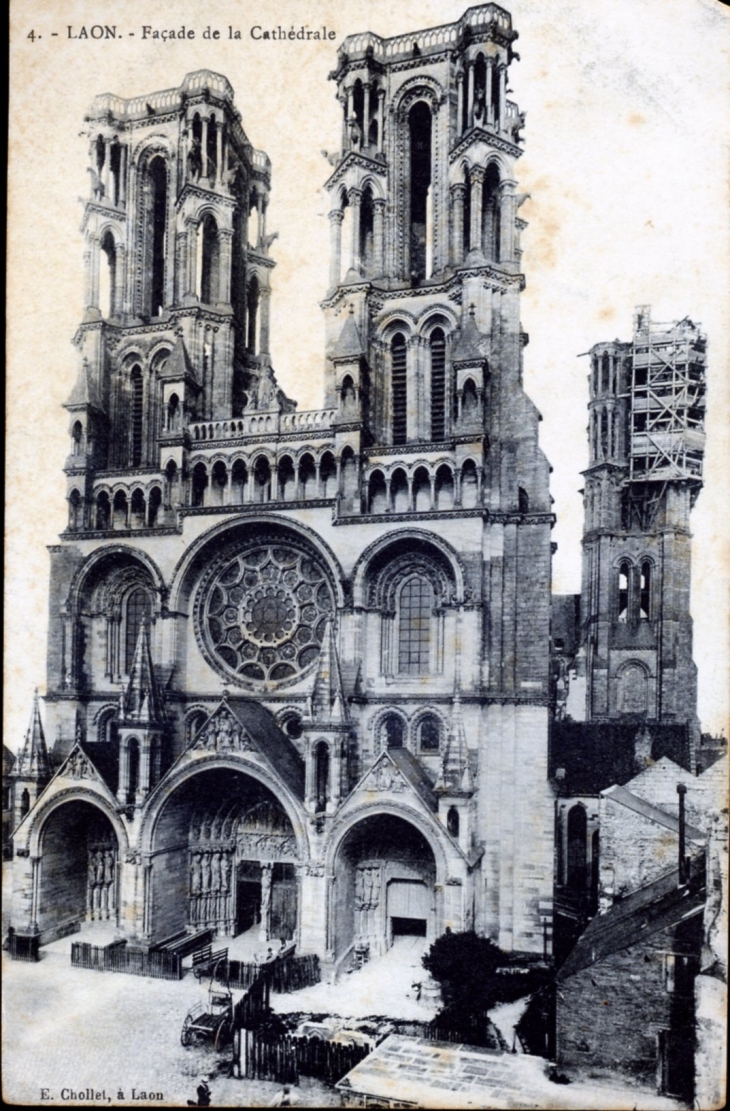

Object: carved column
[260,863,273,942]
[451,183,466,266]
[498,64,507,131]
[186,218,198,297]
[363,82,371,144]
[216,119,224,186]
[328,209,344,289]
[372,198,386,276]
[486,59,494,127]
[467,61,475,129]
[457,72,465,134]
[499,180,517,263]
[201,116,209,179]
[348,187,362,273]
[377,89,385,152]
[468,167,485,255]
[218,228,233,304]
[259,287,271,355]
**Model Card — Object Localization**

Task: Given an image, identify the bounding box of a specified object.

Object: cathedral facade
[10,6,556,969]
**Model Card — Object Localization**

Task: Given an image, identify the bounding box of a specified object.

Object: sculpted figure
[187,137,202,182]
[190,853,202,896]
[210,851,222,893]
[201,852,211,893]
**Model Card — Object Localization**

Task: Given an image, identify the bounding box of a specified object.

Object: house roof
[388,748,438,812]
[202,697,305,800]
[557,858,706,981]
[602,783,705,842]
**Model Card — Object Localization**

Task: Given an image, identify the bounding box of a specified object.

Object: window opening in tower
[130,367,143,465]
[408,102,432,282]
[430,329,446,441]
[391,333,407,445]
[147,156,167,316]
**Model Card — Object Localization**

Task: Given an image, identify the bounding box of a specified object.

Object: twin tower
[15,6,558,961]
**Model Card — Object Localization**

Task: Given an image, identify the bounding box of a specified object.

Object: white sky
[6,0,729,749]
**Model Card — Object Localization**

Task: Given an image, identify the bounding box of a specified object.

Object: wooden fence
[236,1029,370,1086]
[270,953,320,994]
[71,940,182,980]
[232,973,271,1028]
[393,1015,503,1050]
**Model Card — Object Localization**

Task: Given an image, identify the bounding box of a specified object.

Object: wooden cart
[181,957,233,1051]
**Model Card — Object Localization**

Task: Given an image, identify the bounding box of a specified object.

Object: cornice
[449,125,522,163]
[324,150,388,192]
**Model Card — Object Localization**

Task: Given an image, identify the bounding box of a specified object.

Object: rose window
[198,539,335,686]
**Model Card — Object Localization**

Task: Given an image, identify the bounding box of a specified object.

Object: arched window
[148,487,162,527]
[199,214,220,303]
[640,561,651,619]
[96,492,111,530]
[430,328,446,441]
[112,490,128,529]
[145,156,167,316]
[473,54,487,124]
[566,804,588,890]
[360,187,374,273]
[482,164,501,262]
[391,333,407,446]
[617,560,630,623]
[381,714,405,749]
[462,378,478,422]
[435,465,454,510]
[20,788,30,818]
[191,463,208,508]
[299,454,316,499]
[320,452,337,498]
[278,456,295,501]
[391,468,409,514]
[601,352,610,393]
[413,466,431,512]
[368,471,387,514]
[166,393,180,431]
[99,231,116,318]
[398,575,433,675]
[247,277,259,353]
[447,806,460,838]
[518,487,529,513]
[211,461,227,506]
[206,115,217,180]
[231,459,248,504]
[124,587,151,672]
[68,489,82,531]
[418,714,441,752]
[341,447,358,501]
[97,707,118,744]
[408,102,432,281]
[126,738,140,804]
[461,459,478,509]
[253,456,271,502]
[130,366,143,466]
[186,710,207,746]
[130,488,145,528]
[618,662,648,715]
[72,420,84,456]
[314,741,329,813]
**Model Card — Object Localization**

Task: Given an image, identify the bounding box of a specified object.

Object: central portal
[150,767,300,942]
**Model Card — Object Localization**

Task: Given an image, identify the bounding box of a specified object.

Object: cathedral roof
[310,620,348,724]
[332,307,366,362]
[121,622,165,724]
[452,306,488,367]
[164,334,200,388]
[16,690,51,781]
[388,748,438,812]
[65,359,104,411]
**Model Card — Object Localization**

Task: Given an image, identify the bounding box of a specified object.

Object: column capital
[468,165,486,185]
[450,181,467,198]
[347,186,363,205]
[372,197,387,212]
[329,208,345,224]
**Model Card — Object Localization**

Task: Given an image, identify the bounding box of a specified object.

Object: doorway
[236,860,262,935]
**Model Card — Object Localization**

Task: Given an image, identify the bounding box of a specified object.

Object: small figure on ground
[187,1078,211,1106]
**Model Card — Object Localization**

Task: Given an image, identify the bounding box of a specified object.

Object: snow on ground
[489,994,532,1052]
[271,935,438,1022]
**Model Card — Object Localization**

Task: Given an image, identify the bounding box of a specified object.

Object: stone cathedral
[10,5,558,970]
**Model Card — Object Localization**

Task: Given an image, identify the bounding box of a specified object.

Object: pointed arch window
[145,156,168,316]
[398,574,433,675]
[408,101,432,281]
[391,333,407,446]
[430,328,446,441]
[418,714,441,752]
[130,366,143,466]
[380,714,405,750]
[617,560,631,623]
[124,587,151,672]
[314,741,329,813]
[640,561,652,619]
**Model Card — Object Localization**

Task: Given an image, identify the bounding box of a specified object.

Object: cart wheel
[214,1017,232,1052]
[181,1014,194,1047]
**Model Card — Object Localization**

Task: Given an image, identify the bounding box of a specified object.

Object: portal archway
[36,799,121,935]
[147,766,304,943]
[331,812,438,961]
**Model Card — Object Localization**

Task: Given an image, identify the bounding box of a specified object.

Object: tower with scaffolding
[573,307,707,759]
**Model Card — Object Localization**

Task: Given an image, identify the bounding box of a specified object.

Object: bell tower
[579,308,707,757]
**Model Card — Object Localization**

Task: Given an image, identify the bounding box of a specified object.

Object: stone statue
[187,137,202,182]
[190,853,202,896]
[210,851,222,893]
[201,852,211,893]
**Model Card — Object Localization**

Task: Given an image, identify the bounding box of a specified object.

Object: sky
[6,0,729,750]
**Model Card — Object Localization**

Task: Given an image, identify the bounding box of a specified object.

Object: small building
[555,860,706,1102]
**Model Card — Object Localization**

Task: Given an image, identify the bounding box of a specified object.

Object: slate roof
[388,748,438,812]
[224,698,305,800]
[333,308,366,361]
[602,783,705,842]
[557,857,706,981]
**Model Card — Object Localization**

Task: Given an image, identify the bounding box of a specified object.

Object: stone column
[451,183,466,265]
[259,287,271,355]
[218,228,233,304]
[372,199,386,276]
[348,187,362,273]
[113,245,125,316]
[363,82,371,145]
[119,145,127,206]
[499,180,516,263]
[457,72,465,134]
[468,167,485,254]
[328,209,344,288]
[216,120,223,186]
[186,218,198,297]
[260,863,273,942]
[486,59,494,126]
[498,64,507,131]
[89,235,101,310]
[201,116,209,179]
[377,89,385,152]
[467,61,475,129]
[102,139,111,200]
